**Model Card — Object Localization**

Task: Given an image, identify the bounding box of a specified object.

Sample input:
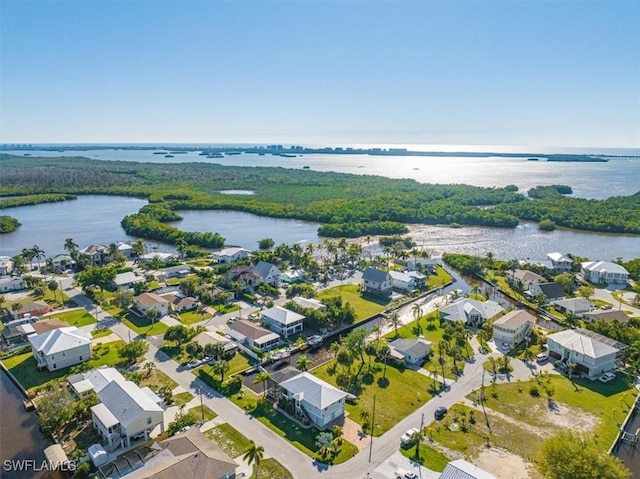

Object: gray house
[362,268,393,296]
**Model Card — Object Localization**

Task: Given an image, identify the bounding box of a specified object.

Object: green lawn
[91,328,113,338]
[173,391,194,407]
[249,458,292,479]
[178,310,212,325]
[467,374,637,453]
[2,340,125,394]
[206,423,253,458]
[318,284,387,321]
[313,355,440,436]
[213,303,241,314]
[228,387,358,464]
[194,352,254,379]
[43,309,96,327]
[385,314,473,379]
[427,266,453,289]
[136,368,178,391]
[400,442,450,472]
[121,311,168,336]
[189,404,217,422]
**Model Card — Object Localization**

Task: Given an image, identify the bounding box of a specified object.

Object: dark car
[434,406,447,420]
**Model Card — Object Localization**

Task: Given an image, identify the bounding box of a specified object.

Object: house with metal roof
[551,297,594,317]
[546,252,573,273]
[389,338,431,365]
[492,310,536,347]
[261,306,305,337]
[581,261,629,285]
[440,298,504,327]
[291,296,327,312]
[212,247,250,264]
[91,378,165,450]
[440,459,497,479]
[28,326,92,371]
[279,372,349,428]
[229,319,280,351]
[546,328,627,377]
[362,267,393,296]
[68,366,127,398]
[388,270,415,292]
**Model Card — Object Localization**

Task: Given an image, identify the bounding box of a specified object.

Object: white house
[252,261,281,287]
[139,252,177,263]
[0,276,26,293]
[581,261,629,285]
[440,298,504,327]
[212,247,250,264]
[362,268,393,296]
[492,310,535,347]
[91,379,165,449]
[388,270,415,292]
[279,372,349,429]
[0,256,14,276]
[113,272,145,289]
[68,367,127,398]
[389,338,431,365]
[81,244,109,265]
[546,328,627,378]
[407,270,427,288]
[261,306,305,337]
[117,242,135,259]
[133,292,170,318]
[157,265,191,280]
[440,459,497,479]
[546,252,573,273]
[29,326,92,371]
[229,320,280,351]
[291,296,327,312]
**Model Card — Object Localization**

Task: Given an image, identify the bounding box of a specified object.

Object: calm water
[4,149,640,200]
[0,370,50,479]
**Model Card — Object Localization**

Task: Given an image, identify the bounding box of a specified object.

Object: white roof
[96,380,163,428]
[292,296,326,311]
[140,252,175,261]
[214,247,249,257]
[407,270,427,280]
[441,459,497,479]
[581,261,629,275]
[28,326,91,355]
[547,329,619,359]
[388,270,413,283]
[91,403,120,429]
[440,298,504,322]
[117,242,134,251]
[83,367,126,393]
[280,372,348,410]
[547,252,572,263]
[551,297,593,312]
[114,271,145,286]
[261,306,305,325]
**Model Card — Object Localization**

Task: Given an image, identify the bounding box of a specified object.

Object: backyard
[178,310,212,325]
[42,309,96,327]
[121,311,168,336]
[427,266,453,289]
[318,283,387,321]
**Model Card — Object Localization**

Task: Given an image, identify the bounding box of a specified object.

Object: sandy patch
[475,447,536,479]
[91,333,120,345]
[532,402,599,432]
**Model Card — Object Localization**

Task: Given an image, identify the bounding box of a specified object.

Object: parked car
[434,406,448,420]
[536,353,548,363]
[400,428,419,445]
[599,372,616,383]
[395,468,418,479]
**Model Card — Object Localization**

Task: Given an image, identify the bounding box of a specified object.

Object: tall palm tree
[296,355,312,372]
[212,360,230,382]
[359,410,370,432]
[31,245,45,270]
[389,311,401,336]
[242,441,265,479]
[412,303,423,322]
[64,237,79,259]
[254,371,271,396]
[378,344,391,379]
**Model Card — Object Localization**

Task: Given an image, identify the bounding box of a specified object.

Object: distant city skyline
[1,0,639,148]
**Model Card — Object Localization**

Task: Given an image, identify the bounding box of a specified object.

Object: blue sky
[1,0,639,149]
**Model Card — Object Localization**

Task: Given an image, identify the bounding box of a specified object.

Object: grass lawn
[178,310,212,325]
[136,368,178,391]
[43,309,96,327]
[206,423,253,458]
[249,458,292,479]
[173,391,194,407]
[91,328,113,338]
[427,266,453,289]
[189,404,217,422]
[400,442,450,472]
[318,284,387,321]
[121,311,168,336]
[313,356,439,436]
[467,374,637,453]
[213,303,241,314]
[2,340,125,394]
[228,388,358,464]
[385,314,473,379]
[229,353,253,375]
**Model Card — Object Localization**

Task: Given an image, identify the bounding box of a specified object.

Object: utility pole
[368,394,376,462]
[200,391,205,425]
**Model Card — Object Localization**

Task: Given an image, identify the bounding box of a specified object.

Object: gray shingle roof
[362,267,390,283]
[536,282,565,299]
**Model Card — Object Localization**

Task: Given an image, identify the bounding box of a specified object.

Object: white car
[400,428,420,445]
[536,353,548,363]
[395,468,418,479]
[599,372,615,383]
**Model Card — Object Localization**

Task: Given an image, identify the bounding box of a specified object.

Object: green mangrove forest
[0,215,21,233]
[0,154,639,247]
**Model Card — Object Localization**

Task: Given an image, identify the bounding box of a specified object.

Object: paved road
[61,276,543,478]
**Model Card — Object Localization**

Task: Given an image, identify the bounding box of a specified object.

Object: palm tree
[254,371,271,396]
[567,361,577,379]
[203,343,225,361]
[389,311,401,337]
[378,344,391,379]
[412,303,422,322]
[47,279,60,304]
[144,361,155,377]
[487,356,497,375]
[31,245,45,270]
[132,239,147,260]
[359,410,371,432]
[212,360,230,382]
[64,237,79,261]
[242,441,265,479]
[146,308,159,324]
[296,355,312,372]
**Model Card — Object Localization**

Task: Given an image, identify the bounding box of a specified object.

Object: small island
[0,215,21,233]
